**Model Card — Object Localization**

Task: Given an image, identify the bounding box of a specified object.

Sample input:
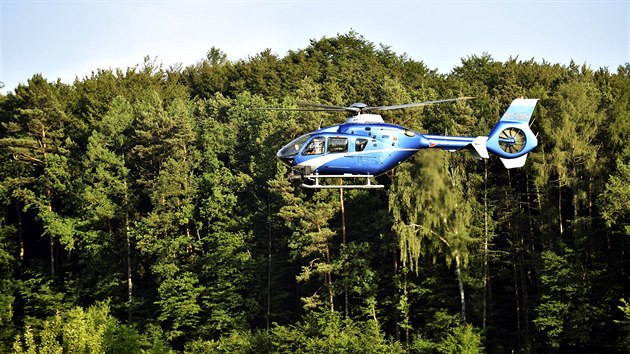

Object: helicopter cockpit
[277,134,311,165]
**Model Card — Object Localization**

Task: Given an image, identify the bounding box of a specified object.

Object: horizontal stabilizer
[469,136,489,159]
[500,154,528,169]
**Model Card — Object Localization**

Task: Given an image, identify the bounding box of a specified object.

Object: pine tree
[276,183,338,312]
[0,75,77,277]
[78,96,134,316]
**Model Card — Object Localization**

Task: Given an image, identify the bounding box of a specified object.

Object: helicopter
[265,97,538,189]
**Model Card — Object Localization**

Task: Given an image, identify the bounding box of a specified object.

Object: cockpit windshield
[277,134,311,157]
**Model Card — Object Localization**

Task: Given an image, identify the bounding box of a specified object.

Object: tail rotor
[498,127,527,154]
[486,99,539,169]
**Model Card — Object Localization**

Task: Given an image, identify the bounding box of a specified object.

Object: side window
[355,138,368,152]
[302,137,325,155]
[328,137,348,153]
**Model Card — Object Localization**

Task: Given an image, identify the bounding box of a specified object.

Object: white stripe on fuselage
[296,148,419,171]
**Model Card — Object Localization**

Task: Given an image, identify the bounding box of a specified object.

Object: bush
[185,311,404,353]
[12,301,171,354]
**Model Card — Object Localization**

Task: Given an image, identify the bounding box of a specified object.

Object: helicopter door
[352,138,378,171]
[321,137,351,172]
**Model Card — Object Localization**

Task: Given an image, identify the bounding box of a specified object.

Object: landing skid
[301,174,384,189]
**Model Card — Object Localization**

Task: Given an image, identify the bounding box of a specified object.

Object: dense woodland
[1,32,629,353]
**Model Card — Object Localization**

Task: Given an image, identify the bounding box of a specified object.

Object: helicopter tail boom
[422,99,538,168]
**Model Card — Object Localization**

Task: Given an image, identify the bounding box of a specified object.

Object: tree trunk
[340,187,349,318]
[483,161,489,330]
[513,255,521,348]
[326,244,334,312]
[42,127,56,277]
[588,176,593,218]
[319,223,334,312]
[267,195,272,331]
[558,179,564,235]
[455,254,466,322]
[520,254,529,332]
[16,203,24,262]
[48,201,55,277]
[126,215,133,321]
[522,174,532,332]
[403,268,409,342]
[123,162,133,322]
[394,256,401,341]
[526,173,535,240]
[506,170,521,346]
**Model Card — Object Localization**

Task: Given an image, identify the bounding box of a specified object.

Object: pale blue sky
[1,0,628,93]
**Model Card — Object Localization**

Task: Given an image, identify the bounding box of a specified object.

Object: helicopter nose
[276,146,296,167]
[277,155,294,167]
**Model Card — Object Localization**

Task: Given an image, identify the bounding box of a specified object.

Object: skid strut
[301,174,384,189]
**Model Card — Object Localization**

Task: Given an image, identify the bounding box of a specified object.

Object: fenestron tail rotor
[498,127,526,154]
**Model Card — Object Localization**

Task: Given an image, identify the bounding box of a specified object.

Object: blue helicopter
[271,97,538,189]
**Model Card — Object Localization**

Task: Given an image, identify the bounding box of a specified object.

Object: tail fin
[486,99,539,169]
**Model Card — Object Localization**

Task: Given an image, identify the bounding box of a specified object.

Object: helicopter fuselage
[276,114,478,179]
[273,98,538,187]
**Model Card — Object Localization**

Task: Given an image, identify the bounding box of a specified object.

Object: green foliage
[435,324,483,354]
[275,182,339,310]
[616,298,630,350]
[0,31,628,353]
[410,311,484,354]
[267,311,404,353]
[185,330,266,354]
[155,272,203,341]
[600,159,630,235]
[533,249,605,348]
[0,216,16,350]
[13,302,148,354]
[390,150,474,272]
[184,312,404,353]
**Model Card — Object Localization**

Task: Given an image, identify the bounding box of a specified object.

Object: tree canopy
[1,32,629,353]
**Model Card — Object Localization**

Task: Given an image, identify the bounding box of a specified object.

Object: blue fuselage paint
[276,98,539,176]
[277,122,476,176]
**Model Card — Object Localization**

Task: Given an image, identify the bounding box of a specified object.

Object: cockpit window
[278,134,311,157]
[328,137,348,153]
[302,137,325,155]
[355,138,368,152]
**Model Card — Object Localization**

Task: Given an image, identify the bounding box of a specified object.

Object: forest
[0,32,629,353]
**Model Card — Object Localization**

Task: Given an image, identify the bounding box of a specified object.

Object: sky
[1,0,628,94]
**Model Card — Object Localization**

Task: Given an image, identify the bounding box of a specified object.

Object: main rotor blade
[254,97,474,115]
[364,97,475,112]
[252,107,348,112]
[253,102,360,113]
[298,101,361,113]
